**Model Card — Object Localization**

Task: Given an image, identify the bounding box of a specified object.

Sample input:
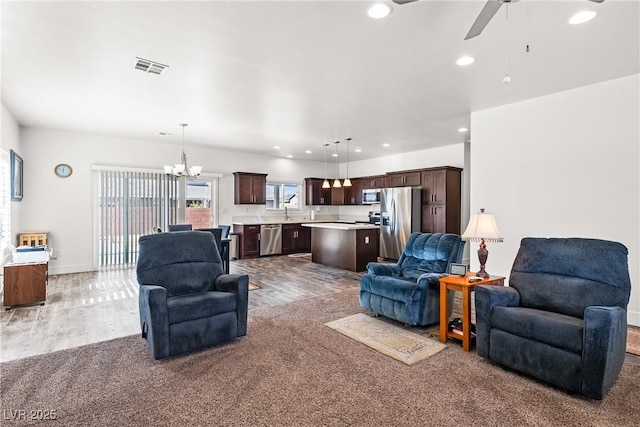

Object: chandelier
[164,123,202,177]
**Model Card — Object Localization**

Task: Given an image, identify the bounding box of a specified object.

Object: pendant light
[343,137,352,187]
[333,141,342,188]
[322,143,331,189]
[164,123,202,177]
[502,4,511,84]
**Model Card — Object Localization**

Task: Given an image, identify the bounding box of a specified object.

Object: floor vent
[134,57,168,75]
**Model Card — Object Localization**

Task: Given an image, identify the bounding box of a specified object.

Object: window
[0,150,12,265]
[266,182,301,210]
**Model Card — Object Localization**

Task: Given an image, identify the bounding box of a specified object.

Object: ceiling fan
[391,0,604,40]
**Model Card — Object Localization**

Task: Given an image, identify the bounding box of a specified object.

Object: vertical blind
[98,170,178,268]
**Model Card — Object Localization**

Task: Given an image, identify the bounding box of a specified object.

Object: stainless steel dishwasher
[259,224,282,256]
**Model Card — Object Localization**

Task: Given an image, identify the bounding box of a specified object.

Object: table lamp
[462,208,503,278]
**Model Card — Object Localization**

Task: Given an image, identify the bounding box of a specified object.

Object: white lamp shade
[462,210,503,242]
[174,164,185,175]
[322,179,331,189]
[343,178,352,187]
[333,178,342,188]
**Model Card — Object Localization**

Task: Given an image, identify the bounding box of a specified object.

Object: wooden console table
[439,273,505,351]
[3,262,48,309]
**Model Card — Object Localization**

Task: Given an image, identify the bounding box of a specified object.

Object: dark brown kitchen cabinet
[386,170,421,187]
[420,167,462,234]
[282,224,311,254]
[233,224,260,259]
[361,175,386,189]
[331,185,344,205]
[421,205,448,234]
[233,172,267,204]
[332,179,363,205]
[305,178,332,205]
[344,178,363,205]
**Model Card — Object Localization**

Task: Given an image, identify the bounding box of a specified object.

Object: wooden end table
[439,273,505,351]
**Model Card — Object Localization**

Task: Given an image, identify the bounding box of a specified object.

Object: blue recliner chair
[475,237,631,399]
[359,232,465,326]
[136,231,249,360]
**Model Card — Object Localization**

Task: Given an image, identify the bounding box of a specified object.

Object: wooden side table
[439,273,505,351]
[3,262,48,309]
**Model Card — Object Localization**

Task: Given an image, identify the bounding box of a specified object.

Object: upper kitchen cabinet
[343,178,363,205]
[421,167,461,205]
[233,172,268,204]
[305,178,332,206]
[386,170,422,188]
[420,167,462,234]
[361,175,386,189]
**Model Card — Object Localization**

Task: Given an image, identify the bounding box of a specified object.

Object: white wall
[19,128,328,274]
[347,144,464,177]
[19,127,466,274]
[470,74,640,326]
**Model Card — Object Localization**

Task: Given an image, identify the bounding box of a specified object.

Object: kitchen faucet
[284,206,289,220]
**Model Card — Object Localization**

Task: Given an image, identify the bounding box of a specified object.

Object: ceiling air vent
[134,57,168,75]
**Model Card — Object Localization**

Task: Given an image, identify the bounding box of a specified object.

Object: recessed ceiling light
[286,155,293,158]
[382,143,390,147]
[273,146,280,150]
[368,3,392,19]
[456,56,475,66]
[458,127,469,133]
[354,149,362,153]
[305,150,312,154]
[332,153,338,157]
[569,11,597,25]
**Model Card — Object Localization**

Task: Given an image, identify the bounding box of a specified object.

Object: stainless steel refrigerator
[380,187,421,260]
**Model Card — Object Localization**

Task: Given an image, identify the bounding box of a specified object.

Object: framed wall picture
[10,150,23,201]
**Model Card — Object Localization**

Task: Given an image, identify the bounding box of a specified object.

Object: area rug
[249,283,261,291]
[325,313,447,365]
[628,326,640,356]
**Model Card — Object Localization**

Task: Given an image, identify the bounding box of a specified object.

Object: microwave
[362,188,381,204]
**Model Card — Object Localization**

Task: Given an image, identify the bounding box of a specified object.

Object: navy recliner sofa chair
[136,231,248,360]
[359,232,465,326]
[475,237,631,399]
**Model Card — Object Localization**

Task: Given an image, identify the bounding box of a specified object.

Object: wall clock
[54,163,73,178]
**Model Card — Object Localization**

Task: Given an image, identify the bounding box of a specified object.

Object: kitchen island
[301,223,379,272]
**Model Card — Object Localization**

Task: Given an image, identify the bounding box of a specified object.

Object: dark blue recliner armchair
[475,237,631,399]
[359,232,465,326]
[136,231,248,360]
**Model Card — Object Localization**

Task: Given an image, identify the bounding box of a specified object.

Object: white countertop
[301,222,380,231]
[233,219,373,226]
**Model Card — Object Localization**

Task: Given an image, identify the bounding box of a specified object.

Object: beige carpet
[628,326,640,356]
[325,313,446,365]
[2,288,639,426]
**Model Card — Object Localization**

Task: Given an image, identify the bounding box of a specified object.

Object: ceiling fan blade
[392,0,419,4]
[464,0,504,40]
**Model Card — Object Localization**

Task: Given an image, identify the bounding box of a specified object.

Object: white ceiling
[2,1,638,162]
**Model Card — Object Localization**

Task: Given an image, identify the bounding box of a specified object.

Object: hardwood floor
[4,255,637,365]
[0,255,362,362]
